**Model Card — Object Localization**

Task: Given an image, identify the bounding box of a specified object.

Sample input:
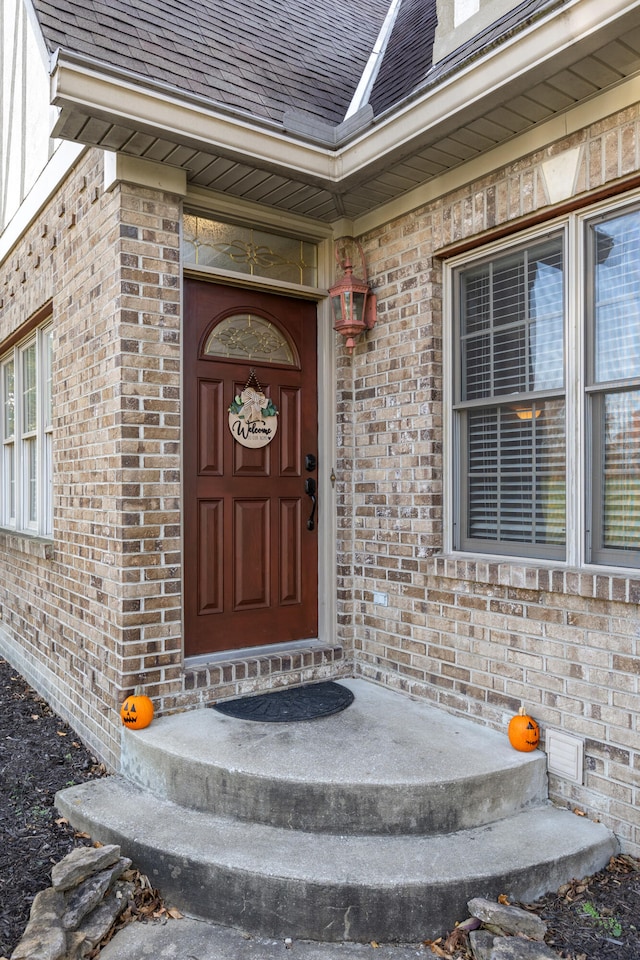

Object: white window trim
[444,189,640,573]
[0,321,53,538]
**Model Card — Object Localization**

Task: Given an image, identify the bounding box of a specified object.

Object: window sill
[0,528,53,560]
[429,554,640,604]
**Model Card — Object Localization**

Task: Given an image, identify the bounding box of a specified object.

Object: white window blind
[455,235,566,559]
[452,200,640,568]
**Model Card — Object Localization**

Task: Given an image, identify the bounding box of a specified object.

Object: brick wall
[0,151,126,764]
[0,151,189,765]
[0,148,346,768]
[341,104,640,855]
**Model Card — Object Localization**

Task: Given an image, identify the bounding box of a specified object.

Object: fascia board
[50,0,639,187]
[50,61,338,182]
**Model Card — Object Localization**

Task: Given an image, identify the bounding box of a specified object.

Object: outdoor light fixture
[329,237,376,353]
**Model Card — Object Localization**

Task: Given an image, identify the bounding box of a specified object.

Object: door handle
[305,478,317,531]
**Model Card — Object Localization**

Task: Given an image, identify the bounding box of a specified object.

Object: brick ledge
[429,555,640,604]
[0,528,53,560]
[181,643,348,705]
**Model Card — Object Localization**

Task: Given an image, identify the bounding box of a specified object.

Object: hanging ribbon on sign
[228,368,279,448]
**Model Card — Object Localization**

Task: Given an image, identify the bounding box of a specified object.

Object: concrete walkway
[100,916,427,959]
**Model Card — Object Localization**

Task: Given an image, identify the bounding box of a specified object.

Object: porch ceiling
[50,1,640,223]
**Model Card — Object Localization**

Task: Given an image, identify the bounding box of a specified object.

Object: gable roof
[26,0,640,223]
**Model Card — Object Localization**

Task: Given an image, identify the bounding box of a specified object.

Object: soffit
[49,1,640,223]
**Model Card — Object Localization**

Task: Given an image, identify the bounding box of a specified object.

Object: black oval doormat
[211,681,354,722]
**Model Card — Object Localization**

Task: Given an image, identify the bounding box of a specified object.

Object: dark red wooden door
[184,279,318,657]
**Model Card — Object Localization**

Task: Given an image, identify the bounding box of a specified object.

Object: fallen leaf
[74,831,91,839]
[573,808,586,816]
[167,907,184,919]
[56,730,67,737]
[443,927,468,951]
[55,817,68,826]
[498,894,510,905]
[428,944,449,958]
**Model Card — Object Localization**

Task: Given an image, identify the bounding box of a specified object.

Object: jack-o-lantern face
[508,707,540,752]
[120,690,154,730]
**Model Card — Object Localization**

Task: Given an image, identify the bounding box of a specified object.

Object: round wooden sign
[228,387,278,448]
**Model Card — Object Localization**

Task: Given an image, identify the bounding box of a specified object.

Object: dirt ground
[1,655,639,959]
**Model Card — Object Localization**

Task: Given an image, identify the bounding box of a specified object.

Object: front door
[184,279,319,657]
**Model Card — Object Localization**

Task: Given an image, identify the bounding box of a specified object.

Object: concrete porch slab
[119,678,548,834]
[56,677,617,943]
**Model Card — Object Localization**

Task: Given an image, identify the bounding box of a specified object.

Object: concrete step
[118,679,549,834]
[56,775,616,943]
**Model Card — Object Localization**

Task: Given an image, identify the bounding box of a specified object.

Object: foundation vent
[546,729,584,784]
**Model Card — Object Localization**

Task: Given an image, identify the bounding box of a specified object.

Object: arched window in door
[202,313,298,366]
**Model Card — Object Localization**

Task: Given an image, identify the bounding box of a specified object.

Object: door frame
[181,238,336,664]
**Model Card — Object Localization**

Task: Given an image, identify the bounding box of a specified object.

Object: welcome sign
[228,384,278,448]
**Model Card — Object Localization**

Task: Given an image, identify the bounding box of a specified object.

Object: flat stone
[28,888,66,922]
[469,929,496,960]
[65,930,88,960]
[491,937,561,959]
[10,891,67,960]
[62,858,131,929]
[78,882,132,944]
[468,898,547,940]
[10,926,67,960]
[51,844,121,892]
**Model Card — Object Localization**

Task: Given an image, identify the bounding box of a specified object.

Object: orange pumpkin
[120,687,154,729]
[508,706,540,752]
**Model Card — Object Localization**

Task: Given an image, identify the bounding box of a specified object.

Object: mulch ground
[1,655,639,959]
[0,657,171,958]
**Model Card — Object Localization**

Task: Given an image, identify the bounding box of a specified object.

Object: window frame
[0,320,53,537]
[451,226,569,562]
[584,200,640,567]
[445,192,640,571]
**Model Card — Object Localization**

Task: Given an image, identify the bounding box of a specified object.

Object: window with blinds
[588,207,640,565]
[452,200,640,569]
[454,234,566,559]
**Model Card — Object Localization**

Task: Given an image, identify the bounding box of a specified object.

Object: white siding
[1,0,52,232]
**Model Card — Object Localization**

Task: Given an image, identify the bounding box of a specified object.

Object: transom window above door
[183,214,318,287]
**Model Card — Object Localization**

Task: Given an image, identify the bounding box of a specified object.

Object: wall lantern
[329,238,377,353]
